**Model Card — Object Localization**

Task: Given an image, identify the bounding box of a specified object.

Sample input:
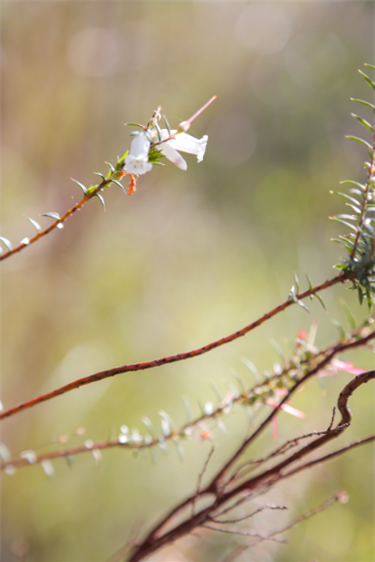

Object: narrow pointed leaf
[293,272,300,293]
[330,191,361,206]
[351,113,373,133]
[216,419,228,436]
[41,212,61,221]
[95,193,106,210]
[163,115,171,135]
[41,460,54,478]
[71,178,87,194]
[241,358,261,382]
[329,217,358,232]
[230,370,245,392]
[227,381,240,399]
[364,63,375,70]
[289,284,297,300]
[315,293,327,312]
[296,298,311,314]
[182,396,193,422]
[124,122,145,128]
[330,238,352,251]
[158,441,169,454]
[339,180,365,190]
[305,271,313,300]
[340,300,356,329]
[366,291,373,312]
[350,98,375,110]
[345,203,361,214]
[357,287,364,305]
[117,151,128,166]
[209,381,222,402]
[112,179,126,192]
[26,217,42,231]
[345,135,372,150]
[332,319,345,339]
[197,401,205,416]
[336,214,357,221]
[155,122,162,141]
[270,339,284,362]
[105,161,115,172]
[0,236,13,251]
[358,69,375,90]
[174,441,185,464]
[141,417,155,437]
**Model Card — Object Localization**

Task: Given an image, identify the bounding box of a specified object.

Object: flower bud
[177,120,190,133]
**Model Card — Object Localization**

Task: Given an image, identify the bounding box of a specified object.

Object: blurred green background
[1,2,374,561]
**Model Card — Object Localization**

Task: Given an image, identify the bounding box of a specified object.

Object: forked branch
[124,369,374,562]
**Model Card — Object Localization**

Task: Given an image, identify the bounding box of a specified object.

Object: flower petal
[129,131,151,158]
[331,359,366,376]
[124,155,153,175]
[159,143,187,170]
[124,132,153,175]
[162,130,208,162]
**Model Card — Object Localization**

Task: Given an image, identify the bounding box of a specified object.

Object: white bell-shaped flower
[152,130,208,171]
[167,131,208,162]
[124,132,153,175]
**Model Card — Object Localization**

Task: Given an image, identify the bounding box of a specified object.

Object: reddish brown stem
[2,325,373,472]
[126,370,374,562]
[0,272,349,421]
[0,180,111,262]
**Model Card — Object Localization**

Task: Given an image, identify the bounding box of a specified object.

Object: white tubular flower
[124,132,153,175]
[168,131,208,162]
[152,129,208,171]
[158,140,188,171]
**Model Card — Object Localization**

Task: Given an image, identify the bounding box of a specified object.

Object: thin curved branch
[0,180,115,261]
[2,324,372,471]
[125,368,374,562]
[0,271,350,421]
[206,340,374,492]
[222,491,349,562]
[280,433,375,480]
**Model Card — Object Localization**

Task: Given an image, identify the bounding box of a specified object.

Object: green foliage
[332,64,375,310]
[147,146,165,166]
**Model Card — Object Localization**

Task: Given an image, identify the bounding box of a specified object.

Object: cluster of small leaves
[288,271,327,313]
[331,64,375,310]
[76,151,130,210]
[0,152,130,257]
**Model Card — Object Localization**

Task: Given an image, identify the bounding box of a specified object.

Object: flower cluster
[121,97,215,194]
